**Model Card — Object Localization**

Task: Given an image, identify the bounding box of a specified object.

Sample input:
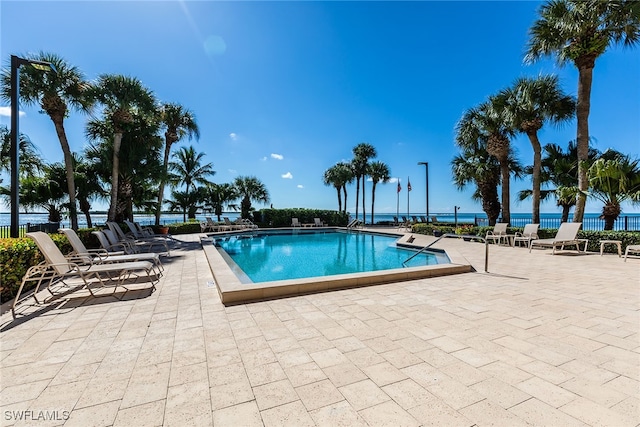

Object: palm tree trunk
[370,182,377,224]
[155,143,172,226]
[573,63,594,223]
[500,160,510,224]
[355,177,360,220]
[52,120,78,230]
[342,186,348,214]
[478,180,500,226]
[560,204,571,223]
[335,187,342,212]
[108,133,123,222]
[362,179,366,224]
[528,131,542,224]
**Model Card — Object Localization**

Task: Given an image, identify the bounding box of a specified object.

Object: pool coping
[201,227,474,305]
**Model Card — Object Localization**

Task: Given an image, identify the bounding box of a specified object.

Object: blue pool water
[214,230,449,283]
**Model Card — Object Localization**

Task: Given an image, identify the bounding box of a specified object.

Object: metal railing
[402,233,489,272]
[475,215,640,231]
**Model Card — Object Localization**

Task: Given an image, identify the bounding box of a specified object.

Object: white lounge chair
[12,232,158,317]
[60,228,163,276]
[291,218,301,227]
[513,224,539,248]
[486,223,508,245]
[624,244,640,262]
[223,217,245,230]
[314,218,325,227]
[107,222,170,254]
[529,222,588,254]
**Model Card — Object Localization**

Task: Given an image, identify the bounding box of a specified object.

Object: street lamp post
[454,206,460,228]
[418,162,429,222]
[10,55,56,238]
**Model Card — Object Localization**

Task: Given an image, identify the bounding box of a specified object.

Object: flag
[397,181,401,193]
[407,179,412,192]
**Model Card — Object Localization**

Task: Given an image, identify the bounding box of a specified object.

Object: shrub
[0,233,73,302]
[255,208,349,227]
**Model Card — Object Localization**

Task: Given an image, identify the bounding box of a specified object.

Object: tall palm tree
[501,75,576,224]
[525,0,640,222]
[85,104,163,221]
[457,98,516,223]
[352,143,377,223]
[87,74,157,221]
[233,176,270,219]
[203,183,239,221]
[368,161,391,225]
[156,103,200,225]
[323,162,353,213]
[1,52,91,230]
[169,145,214,219]
[588,151,640,230]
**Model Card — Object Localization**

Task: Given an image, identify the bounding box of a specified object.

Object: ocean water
[1,211,639,231]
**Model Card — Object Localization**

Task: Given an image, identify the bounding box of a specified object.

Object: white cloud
[228,169,237,174]
[260,156,267,161]
[0,106,25,117]
[389,177,399,183]
[297,185,304,189]
[271,153,283,160]
[229,132,237,141]
[281,172,293,179]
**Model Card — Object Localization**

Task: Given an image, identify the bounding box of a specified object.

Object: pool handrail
[402,233,489,272]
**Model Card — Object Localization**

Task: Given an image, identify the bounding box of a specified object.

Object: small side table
[600,240,622,257]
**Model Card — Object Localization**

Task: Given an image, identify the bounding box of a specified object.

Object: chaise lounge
[529,222,588,254]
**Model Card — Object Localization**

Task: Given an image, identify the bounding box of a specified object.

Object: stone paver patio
[1,230,638,426]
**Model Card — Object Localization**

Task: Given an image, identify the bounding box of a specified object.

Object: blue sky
[1,1,639,217]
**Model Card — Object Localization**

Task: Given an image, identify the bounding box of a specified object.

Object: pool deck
[1,228,638,426]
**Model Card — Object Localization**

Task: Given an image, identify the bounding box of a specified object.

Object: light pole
[10,55,56,238]
[454,206,460,228]
[418,162,429,222]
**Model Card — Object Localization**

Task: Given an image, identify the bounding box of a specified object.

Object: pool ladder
[402,233,489,272]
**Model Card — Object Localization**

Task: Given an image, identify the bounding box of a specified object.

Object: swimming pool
[202,228,472,305]
[214,229,449,283]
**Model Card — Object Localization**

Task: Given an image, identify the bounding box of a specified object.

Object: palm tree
[73,153,106,228]
[166,189,202,223]
[457,98,516,223]
[501,75,576,224]
[525,0,640,222]
[18,163,67,223]
[169,145,214,219]
[156,103,200,225]
[1,52,91,230]
[85,103,163,221]
[203,183,238,221]
[0,125,42,179]
[323,162,353,213]
[233,176,270,219]
[87,74,157,221]
[368,161,391,224]
[352,143,377,223]
[519,141,600,223]
[588,151,640,230]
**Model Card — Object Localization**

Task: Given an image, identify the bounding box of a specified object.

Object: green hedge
[149,222,201,235]
[255,208,349,227]
[0,233,76,302]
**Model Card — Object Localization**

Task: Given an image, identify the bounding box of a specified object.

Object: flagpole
[407,176,410,218]
[396,178,400,223]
